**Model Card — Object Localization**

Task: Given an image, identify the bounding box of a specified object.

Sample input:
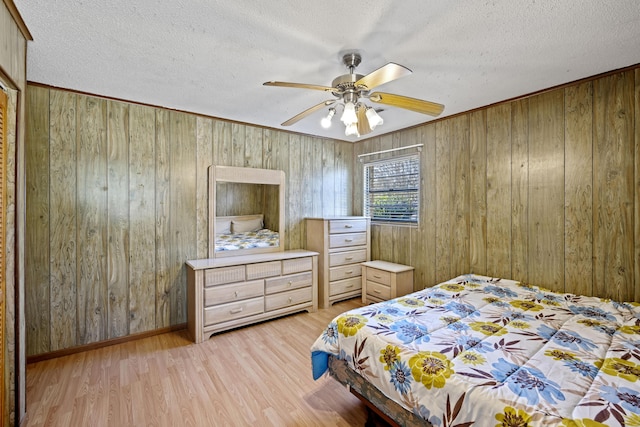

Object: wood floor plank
[24,299,369,426]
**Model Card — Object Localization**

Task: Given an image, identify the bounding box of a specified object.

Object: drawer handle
[345,239,353,242]
[288,297,293,303]
[373,275,382,279]
[230,307,243,314]
[345,256,353,260]
[344,224,353,228]
[374,289,381,294]
[234,291,240,298]
[345,270,353,274]
[346,283,354,288]
[287,281,293,287]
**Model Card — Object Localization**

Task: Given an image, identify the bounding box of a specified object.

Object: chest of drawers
[186,250,318,343]
[305,217,370,308]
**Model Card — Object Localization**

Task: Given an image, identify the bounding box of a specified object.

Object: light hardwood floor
[24,299,367,426]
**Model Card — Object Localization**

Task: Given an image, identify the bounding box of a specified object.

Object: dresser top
[305,216,369,220]
[186,249,318,270]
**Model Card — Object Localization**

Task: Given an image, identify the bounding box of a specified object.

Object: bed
[311,273,640,426]
[208,165,285,258]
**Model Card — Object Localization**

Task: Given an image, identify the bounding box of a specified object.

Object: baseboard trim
[26,323,187,364]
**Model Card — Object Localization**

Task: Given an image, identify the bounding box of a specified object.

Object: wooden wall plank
[169,111,197,325]
[511,99,529,283]
[76,94,108,344]
[48,90,77,351]
[528,90,565,291]
[25,86,51,355]
[564,81,594,296]
[636,69,640,302]
[450,115,470,276]
[288,135,302,250]
[107,100,130,338]
[469,110,487,275]
[128,104,156,334]
[435,120,452,282]
[412,124,436,289]
[593,71,635,301]
[155,109,171,328]
[485,103,512,279]
[321,140,335,216]
[196,117,213,259]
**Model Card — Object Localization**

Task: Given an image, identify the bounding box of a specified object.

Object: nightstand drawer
[329,249,367,267]
[329,232,367,248]
[366,268,391,286]
[330,264,361,282]
[366,280,391,300]
[329,219,368,234]
[204,279,264,306]
[205,297,264,325]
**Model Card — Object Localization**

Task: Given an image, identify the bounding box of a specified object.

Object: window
[363,154,420,224]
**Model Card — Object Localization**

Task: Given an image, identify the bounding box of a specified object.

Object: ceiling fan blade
[354,63,412,91]
[281,100,336,126]
[263,81,336,93]
[369,92,444,116]
[357,106,372,136]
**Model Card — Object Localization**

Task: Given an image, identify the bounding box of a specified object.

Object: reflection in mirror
[208,165,285,258]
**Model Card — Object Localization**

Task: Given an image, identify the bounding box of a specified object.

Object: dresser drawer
[282,257,312,275]
[330,277,361,296]
[265,272,312,294]
[329,232,367,249]
[204,297,264,325]
[246,261,281,280]
[265,287,312,311]
[329,219,368,234]
[366,280,391,300]
[329,249,367,267]
[366,268,391,286]
[330,264,361,282]
[205,266,245,286]
[204,279,264,306]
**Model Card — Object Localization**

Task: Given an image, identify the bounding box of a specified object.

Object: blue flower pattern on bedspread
[310,274,640,426]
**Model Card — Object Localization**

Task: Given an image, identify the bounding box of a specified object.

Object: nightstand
[361,260,414,304]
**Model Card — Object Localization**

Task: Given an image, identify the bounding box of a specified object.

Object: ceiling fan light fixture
[340,101,357,125]
[345,122,360,137]
[365,107,383,129]
[321,108,336,129]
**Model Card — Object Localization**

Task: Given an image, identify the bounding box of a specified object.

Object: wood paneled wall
[24,85,353,356]
[354,67,640,302]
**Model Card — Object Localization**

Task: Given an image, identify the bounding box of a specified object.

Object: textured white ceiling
[14,0,640,142]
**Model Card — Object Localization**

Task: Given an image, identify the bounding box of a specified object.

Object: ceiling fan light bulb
[341,102,357,125]
[321,108,335,129]
[365,107,383,129]
[345,122,360,137]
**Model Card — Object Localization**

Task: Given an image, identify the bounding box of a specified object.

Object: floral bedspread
[214,229,279,251]
[311,274,640,426]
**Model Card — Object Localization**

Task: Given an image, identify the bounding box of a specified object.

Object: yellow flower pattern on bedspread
[311,274,640,426]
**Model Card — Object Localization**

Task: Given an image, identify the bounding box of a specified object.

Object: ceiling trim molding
[3,0,33,41]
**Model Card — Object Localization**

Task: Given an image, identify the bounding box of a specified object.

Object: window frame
[362,153,421,226]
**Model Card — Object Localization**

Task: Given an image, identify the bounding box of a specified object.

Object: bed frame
[208,165,286,258]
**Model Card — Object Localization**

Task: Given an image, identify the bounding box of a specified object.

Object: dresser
[186,250,318,343]
[305,217,370,308]
[361,260,414,304]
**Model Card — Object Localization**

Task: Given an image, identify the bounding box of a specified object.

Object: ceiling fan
[264,52,444,137]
